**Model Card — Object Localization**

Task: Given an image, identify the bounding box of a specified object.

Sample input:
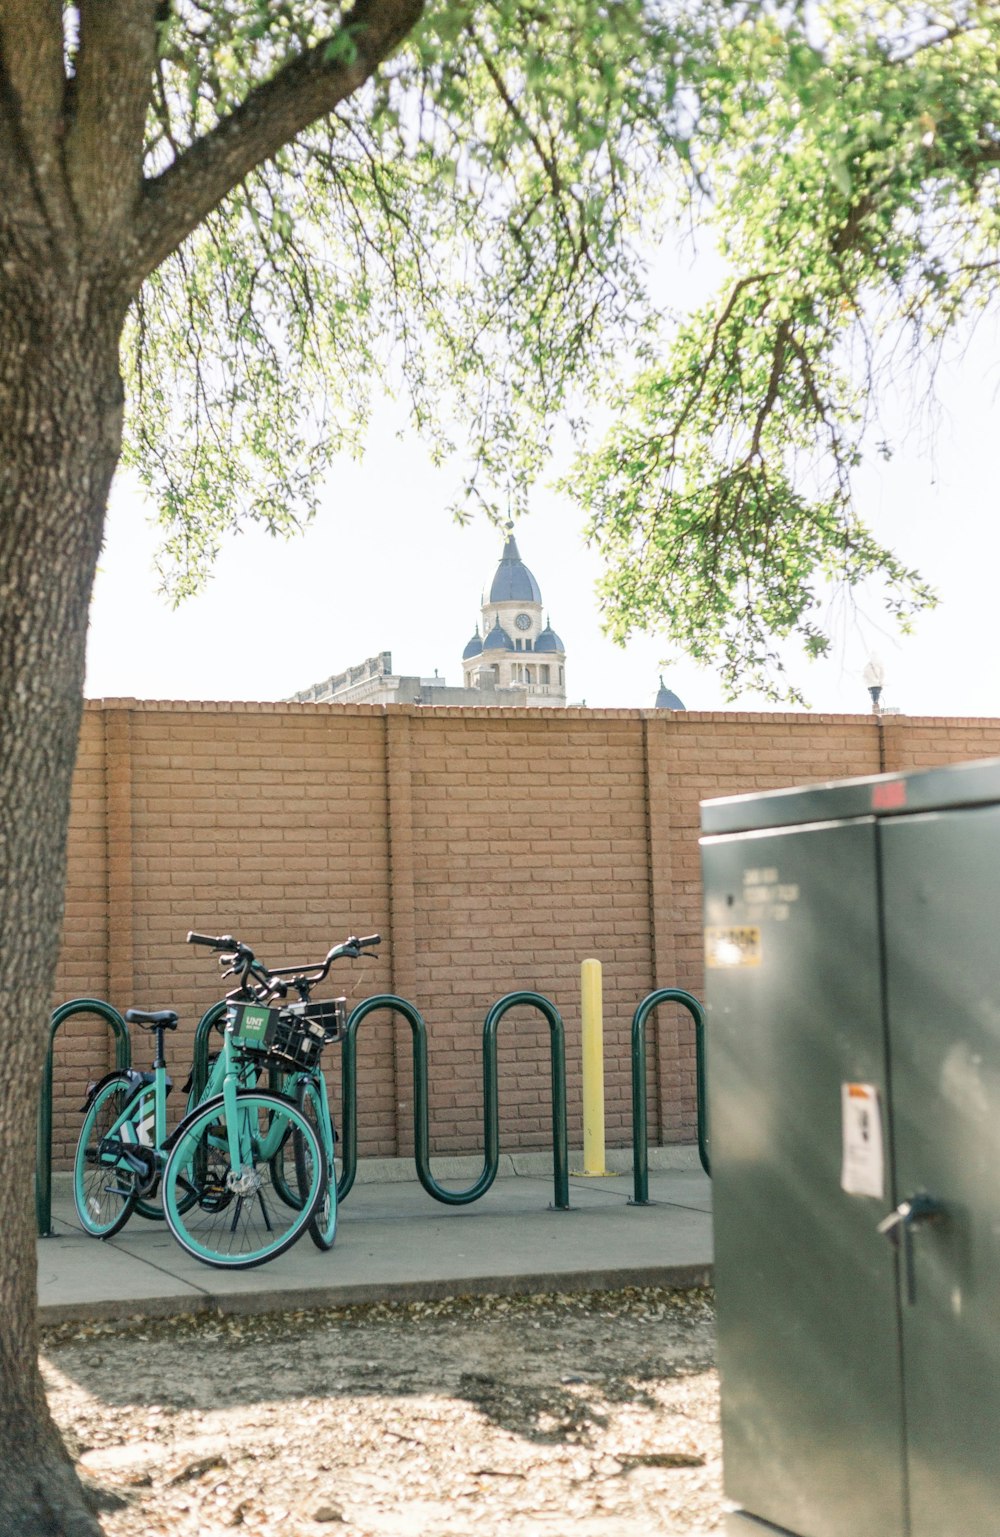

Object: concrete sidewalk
[38,1148,712,1325]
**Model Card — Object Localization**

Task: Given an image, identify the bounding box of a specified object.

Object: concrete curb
[39,1262,714,1327]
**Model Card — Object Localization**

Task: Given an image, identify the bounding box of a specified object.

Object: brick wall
[47,701,1000,1166]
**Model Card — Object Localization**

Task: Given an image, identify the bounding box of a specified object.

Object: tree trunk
[0,260,126,1535]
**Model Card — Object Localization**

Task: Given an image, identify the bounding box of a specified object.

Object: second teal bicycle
[73,929,380,1268]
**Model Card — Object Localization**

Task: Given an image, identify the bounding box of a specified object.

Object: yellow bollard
[580,957,609,1175]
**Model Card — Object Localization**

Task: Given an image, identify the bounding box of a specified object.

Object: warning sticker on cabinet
[704,926,761,968]
[840,1083,884,1199]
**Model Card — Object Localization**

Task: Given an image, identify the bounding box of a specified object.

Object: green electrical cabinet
[700,758,1000,1537]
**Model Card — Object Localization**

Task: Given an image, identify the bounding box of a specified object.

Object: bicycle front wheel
[161,1090,326,1269]
[295,1077,338,1251]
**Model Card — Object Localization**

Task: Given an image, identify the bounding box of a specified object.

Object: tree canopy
[573,1,999,699]
[116,0,687,596]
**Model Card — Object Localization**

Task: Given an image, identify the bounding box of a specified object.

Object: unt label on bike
[234,1005,273,1046]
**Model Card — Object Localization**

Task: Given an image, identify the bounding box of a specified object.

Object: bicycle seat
[125,1009,180,1030]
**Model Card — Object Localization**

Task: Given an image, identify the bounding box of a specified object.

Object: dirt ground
[42,1287,723,1537]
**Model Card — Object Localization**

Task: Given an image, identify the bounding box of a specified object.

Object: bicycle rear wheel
[73,1074,140,1237]
[294,1077,338,1251]
[161,1090,326,1268]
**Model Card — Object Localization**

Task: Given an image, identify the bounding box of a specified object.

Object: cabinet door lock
[877,1193,946,1304]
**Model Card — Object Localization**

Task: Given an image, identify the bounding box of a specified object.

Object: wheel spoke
[73,1077,139,1238]
[162,1091,324,1268]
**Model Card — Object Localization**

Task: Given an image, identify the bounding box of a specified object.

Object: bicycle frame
[95,1013,264,1187]
[218,1057,292,1171]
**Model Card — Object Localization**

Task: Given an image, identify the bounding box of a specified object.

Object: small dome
[482,619,515,652]
[463,628,483,660]
[489,532,542,605]
[655,676,686,711]
[534,621,565,653]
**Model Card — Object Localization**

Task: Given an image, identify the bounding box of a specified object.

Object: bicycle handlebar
[334,933,381,959]
[188,928,381,1002]
[187,931,238,950]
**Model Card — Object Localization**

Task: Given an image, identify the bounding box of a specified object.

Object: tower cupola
[655,676,686,711]
[489,533,542,604]
[482,618,515,651]
[534,619,565,653]
[461,529,567,704]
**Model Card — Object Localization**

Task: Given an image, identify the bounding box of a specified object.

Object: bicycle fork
[220,1069,273,1232]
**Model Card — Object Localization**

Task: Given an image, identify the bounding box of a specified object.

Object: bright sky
[86,284,999,718]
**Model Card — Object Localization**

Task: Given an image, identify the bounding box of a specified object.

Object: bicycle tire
[73,1074,140,1237]
[132,1081,227,1221]
[267,1070,306,1211]
[294,1077,338,1251]
[133,1195,165,1220]
[132,1174,200,1221]
[161,1090,326,1269]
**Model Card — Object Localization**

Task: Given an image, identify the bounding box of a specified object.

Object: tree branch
[0,49,36,226]
[131,0,425,288]
[669,273,772,447]
[747,321,788,460]
[958,137,1000,179]
[887,17,989,64]
[64,0,159,246]
[0,0,73,241]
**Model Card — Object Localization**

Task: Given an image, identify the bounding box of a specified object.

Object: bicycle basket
[287,997,347,1043]
[228,1003,327,1071]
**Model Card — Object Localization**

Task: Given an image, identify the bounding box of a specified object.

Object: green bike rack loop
[189,999,230,1104]
[631,988,709,1205]
[36,998,132,1237]
[339,991,570,1211]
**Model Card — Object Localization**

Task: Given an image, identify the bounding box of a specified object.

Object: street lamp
[863,657,886,715]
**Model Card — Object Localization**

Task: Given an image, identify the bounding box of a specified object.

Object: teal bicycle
[73,929,379,1268]
[187,929,381,1252]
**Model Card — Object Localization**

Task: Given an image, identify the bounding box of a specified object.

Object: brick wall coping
[83,698,1000,729]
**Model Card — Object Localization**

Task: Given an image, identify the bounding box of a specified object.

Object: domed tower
[654,676,686,711]
[462,531,567,703]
